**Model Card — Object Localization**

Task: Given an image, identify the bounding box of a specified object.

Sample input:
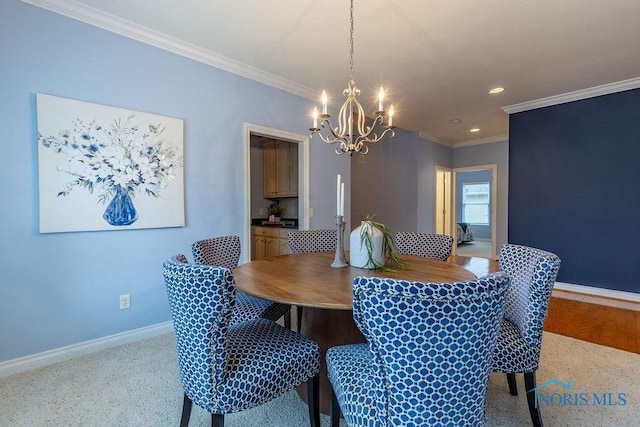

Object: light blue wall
[416,139,454,233]
[350,130,451,235]
[0,0,352,362]
[453,140,509,251]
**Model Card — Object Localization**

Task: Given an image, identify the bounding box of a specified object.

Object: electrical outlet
[308,207,314,218]
[120,294,131,310]
[259,208,264,215]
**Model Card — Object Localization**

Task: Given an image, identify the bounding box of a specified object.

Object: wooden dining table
[233,251,489,413]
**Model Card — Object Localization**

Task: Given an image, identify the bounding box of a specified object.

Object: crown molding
[418,132,453,147]
[502,77,640,114]
[453,134,509,148]
[419,132,509,148]
[21,0,317,101]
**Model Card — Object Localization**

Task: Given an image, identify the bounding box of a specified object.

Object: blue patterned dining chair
[192,236,291,328]
[394,231,454,261]
[163,254,321,427]
[491,244,561,427]
[287,229,337,332]
[326,272,510,427]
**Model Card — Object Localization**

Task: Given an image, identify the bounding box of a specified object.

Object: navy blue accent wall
[508,88,640,293]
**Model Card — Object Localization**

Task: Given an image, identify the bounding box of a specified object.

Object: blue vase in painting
[103,185,138,226]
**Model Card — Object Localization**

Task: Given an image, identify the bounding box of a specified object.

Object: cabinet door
[279,238,291,255]
[263,140,277,197]
[275,141,290,196]
[289,142,298,196]
[265,237,280,258]
[253,236,266,260]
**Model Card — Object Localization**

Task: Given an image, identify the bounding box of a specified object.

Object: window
[462,182,490,225]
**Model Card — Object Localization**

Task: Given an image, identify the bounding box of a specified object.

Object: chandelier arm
[355,129,392,146]
[354,100,367,138]
[316,128,342,145]
[336,98,352,139]
[335,144,348,155]
[353,115,386,144]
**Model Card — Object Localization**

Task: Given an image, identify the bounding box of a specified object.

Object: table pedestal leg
[296,307,366,415]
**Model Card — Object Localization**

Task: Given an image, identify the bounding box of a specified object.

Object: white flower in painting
[39,115,183,203]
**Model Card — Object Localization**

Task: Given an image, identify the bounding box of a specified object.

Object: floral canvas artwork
[37,93,185,233]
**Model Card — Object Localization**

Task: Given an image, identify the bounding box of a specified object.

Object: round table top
[233,252,477,310]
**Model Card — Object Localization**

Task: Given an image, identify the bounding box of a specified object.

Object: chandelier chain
[349,0,354,81]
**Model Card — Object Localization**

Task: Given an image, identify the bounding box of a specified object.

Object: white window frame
[462,181,490,225]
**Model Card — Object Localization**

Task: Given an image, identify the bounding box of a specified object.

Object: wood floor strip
[450,255,640,354]
[545,291,640,354]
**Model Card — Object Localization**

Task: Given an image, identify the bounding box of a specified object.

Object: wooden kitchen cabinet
[263,139,298,198]
[252,226,294,260]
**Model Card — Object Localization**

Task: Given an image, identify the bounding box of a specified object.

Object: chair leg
[211,414,224,427]
[297,306,304,333]
[330,386,342,427]
[307,374,320,427]
[524,371,543,427]
[507,373,518,395]
[283,310,291,329]
[180,394,192,427]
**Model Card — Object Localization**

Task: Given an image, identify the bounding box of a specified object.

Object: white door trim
[451,164,498,259]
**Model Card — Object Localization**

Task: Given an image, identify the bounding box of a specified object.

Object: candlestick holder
[331,215,348,268]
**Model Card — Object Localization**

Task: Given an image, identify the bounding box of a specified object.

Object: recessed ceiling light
[489,87,504,94]
[470,128,480,133]
[450,118,461,124]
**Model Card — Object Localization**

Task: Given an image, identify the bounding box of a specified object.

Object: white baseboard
[0,321,174,378]
[554,282,640,303]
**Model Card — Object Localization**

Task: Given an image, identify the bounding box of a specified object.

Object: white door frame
[242,123,309,264]
[451,164,497,259]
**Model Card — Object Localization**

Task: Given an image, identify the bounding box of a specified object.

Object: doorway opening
[243,123,309,264]
[439,164,497,259]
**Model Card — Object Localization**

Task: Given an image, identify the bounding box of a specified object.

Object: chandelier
[309,0,395,156]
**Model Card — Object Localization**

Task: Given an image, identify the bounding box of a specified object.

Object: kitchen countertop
[251,218,298,229]
[255,223,298,229]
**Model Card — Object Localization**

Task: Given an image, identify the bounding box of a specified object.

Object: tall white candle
[340,182,345,217]
[378,87,385,112]
[336,174,341,216]
[388,104,395,127]
[312,107,318,128]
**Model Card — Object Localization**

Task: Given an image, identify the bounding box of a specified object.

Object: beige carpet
[456,239,493,258]
[1,331,638,426]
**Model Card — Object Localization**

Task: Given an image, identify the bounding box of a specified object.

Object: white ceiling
[27,0,640,145]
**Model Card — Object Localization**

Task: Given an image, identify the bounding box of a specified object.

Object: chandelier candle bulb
[322,90,328,115]
[388,105,394,127]
[312,108,318,129]
[378,87,385,112]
